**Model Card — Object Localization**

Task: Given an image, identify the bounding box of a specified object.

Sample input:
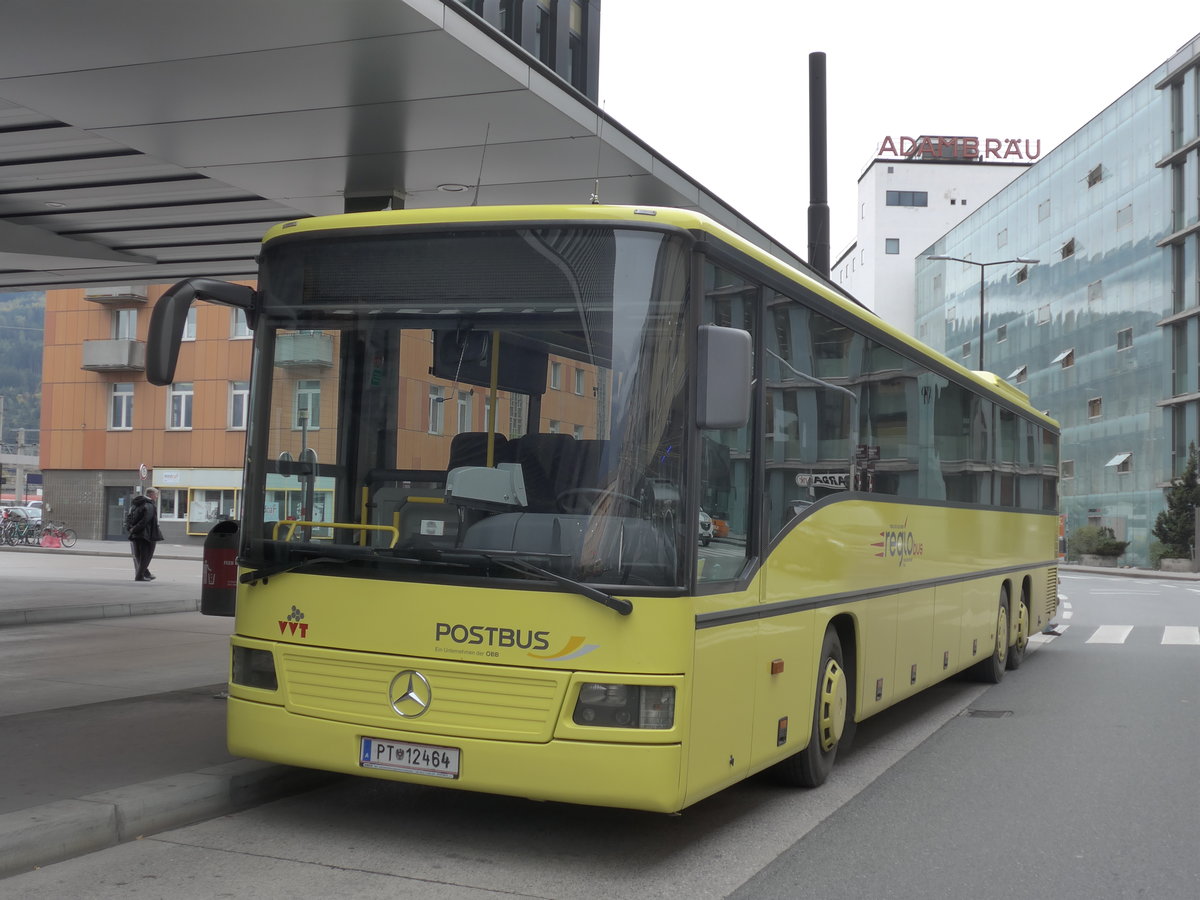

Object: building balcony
[83,286,148,307]
[81,339,146,372]
[275,331,333,367]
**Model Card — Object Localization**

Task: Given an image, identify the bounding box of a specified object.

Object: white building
[832,135,1038,335]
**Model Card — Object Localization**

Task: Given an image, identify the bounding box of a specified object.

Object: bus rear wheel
[1006,591,1030,670]
[776,626,848,788]
[970,588,1009,683]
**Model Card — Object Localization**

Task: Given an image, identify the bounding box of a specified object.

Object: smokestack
[807,52,830,278]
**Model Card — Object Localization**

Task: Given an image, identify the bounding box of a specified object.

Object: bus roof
[262,204,1058,430]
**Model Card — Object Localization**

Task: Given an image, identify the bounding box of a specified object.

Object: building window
[1088,397,1102,419]
[574,367,585,395]
[997,324,1007,342]
[168,382,194,430]
[1037,304,1050,324]
[567,0,586,92]
[550,361,562,389]
[1117,327,1133,351]
[962,342,972,359]
[573,424,585,439]
[229,381,249,430]
[231,308,251,339]
[158,488,188,522]
[1052,348,1075,368]
[535,0,555,67]
[548,419,560,434]
[110,382,134,430]
[182,306,197,341]
[499,0,521,39]
[1017,265,1031,284]
[997,228,1008,248]
[294,379,320,430]
[885,238,900,255]
[885,191,928,207]
[1007,365,1027,384]
[428,385,445,435]
[1062,460,1075,479]
[113,308,137,340]
[1106,452,1133,474]
[1117,204,1133,229]
[456,390,473,434]
[1038,199,1051,221]
[1088,280,1103,303]
[1087,164,1103,187]
[947,305,957,321]
[1061,238,1075,260]
[509,393,527,438]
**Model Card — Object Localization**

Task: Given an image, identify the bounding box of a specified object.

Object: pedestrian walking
[126,488,164,581]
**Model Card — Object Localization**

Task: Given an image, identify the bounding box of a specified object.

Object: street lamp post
[927,255,1039,370]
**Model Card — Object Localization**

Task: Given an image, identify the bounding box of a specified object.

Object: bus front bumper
[227,696,686,813]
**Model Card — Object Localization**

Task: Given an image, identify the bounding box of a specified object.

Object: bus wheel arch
[774,617,857,788]
[970,584,1010,683]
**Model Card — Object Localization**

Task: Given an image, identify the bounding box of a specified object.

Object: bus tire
[970,588,1009,683]
[1006,590,1030,671]
[776,626,848,788]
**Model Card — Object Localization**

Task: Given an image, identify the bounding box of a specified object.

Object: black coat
[127,496,164,542]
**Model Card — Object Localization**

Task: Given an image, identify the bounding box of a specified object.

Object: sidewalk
[0,538,336,879]
[0,552,1194,880]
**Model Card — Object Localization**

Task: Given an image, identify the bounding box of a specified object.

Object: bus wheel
[1006,591,1030,671]
[776,627,848,788]
[970,589,1009,683]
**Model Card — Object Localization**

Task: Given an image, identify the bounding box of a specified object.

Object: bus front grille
[279,649,567,743]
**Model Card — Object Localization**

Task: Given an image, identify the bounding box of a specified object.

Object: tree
[1152,442,1200,558]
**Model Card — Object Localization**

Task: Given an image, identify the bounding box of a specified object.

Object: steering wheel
[556,488,642,515]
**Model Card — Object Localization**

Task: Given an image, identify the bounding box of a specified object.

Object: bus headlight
[232,645,278,690]
[572,683,675,729]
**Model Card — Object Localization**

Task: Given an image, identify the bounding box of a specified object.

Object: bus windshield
[239,225,692,591]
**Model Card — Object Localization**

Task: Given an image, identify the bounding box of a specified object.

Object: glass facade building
[915,35,1200,567]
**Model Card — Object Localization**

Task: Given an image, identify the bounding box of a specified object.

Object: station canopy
[0,0,810,291]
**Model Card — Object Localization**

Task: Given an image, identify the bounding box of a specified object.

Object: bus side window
[764,293,859,539]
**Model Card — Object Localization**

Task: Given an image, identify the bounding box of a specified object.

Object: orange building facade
[42,283,601,542]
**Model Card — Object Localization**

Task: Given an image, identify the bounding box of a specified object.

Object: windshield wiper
[240,556,344,584]
[489,555,633,616]
[240,543,391,584]
[430,548,632,616]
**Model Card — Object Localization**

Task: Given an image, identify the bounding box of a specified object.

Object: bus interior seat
[373,486,459,548]
[447,431,510,471]
[509,433,573,512]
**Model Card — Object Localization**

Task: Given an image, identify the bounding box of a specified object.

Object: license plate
[360,737,460,779]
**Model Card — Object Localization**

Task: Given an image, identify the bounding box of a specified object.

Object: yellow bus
[149,205,1059,813]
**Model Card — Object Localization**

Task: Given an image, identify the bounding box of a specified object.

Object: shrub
[1067,524,1129,558]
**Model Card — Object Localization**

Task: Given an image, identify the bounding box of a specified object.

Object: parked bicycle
[41,521,78,548]
[1,511,41,546]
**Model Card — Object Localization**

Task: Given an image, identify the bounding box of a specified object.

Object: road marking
[1162,626,1200,645]
[1086,625,1133,644]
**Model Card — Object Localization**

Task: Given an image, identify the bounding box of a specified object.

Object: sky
[598,1,1200,260]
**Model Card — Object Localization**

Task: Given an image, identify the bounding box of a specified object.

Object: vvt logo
[873,518,924,567]
[278,605,309,638]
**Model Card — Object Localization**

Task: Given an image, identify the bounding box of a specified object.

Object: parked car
[4,505,42,524]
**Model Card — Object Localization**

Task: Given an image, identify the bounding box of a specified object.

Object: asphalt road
[2,568,1198,898]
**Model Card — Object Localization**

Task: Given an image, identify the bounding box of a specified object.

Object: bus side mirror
[147,279,256,385]
[697,325,752,430]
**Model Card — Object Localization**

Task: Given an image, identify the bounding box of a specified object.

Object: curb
[0,597,202,628]
[0,760,339,879]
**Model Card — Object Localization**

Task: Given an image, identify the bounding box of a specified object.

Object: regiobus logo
[873,518,925,567]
